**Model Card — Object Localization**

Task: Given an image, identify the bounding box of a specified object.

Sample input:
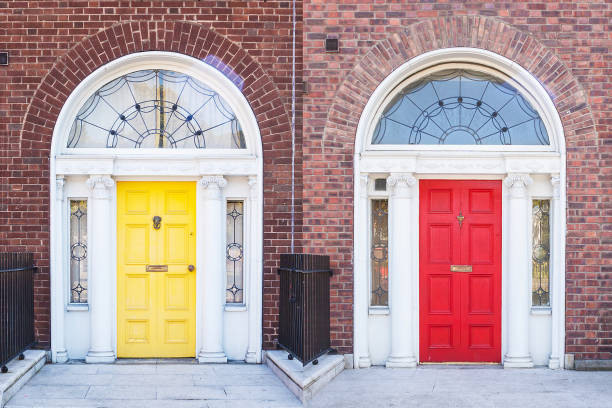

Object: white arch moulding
[353,48,566,369]
[49,51,264,364]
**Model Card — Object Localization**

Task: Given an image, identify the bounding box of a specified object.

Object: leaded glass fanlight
[372,69,550,146]
[67,70,246,149]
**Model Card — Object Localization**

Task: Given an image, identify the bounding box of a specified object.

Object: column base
[245,350,261,364]
[85,350,115,364]
[548,356,561,369]
[503,355,534,368]
[386,356,417,368]
[198,351,227,364]
[358,356,372,368]
[53,350,68,364]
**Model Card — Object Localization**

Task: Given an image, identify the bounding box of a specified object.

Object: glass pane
[67,69,246,149]
[371,199,388,306]
[226,201,244,303]
[532,199,550,306]
[372,69,550,146]
[69,199,88,303]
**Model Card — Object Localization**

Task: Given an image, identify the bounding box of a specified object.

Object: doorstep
[265,350,344,405]
[0,350,46,408]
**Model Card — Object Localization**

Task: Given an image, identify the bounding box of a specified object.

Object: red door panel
[420,180,501,363]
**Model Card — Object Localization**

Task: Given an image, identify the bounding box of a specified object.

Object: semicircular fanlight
[371,69,549,146]
[67,69,246,149]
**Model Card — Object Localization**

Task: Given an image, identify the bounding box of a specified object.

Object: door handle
[450,265,472,272]
[188,264,195,272]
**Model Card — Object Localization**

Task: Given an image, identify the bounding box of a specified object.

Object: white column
[198,175,228,363]
[503,173,534,368]
[549,174,564,369]
[386,173,417,368]
[85,175,115,363]
[355,174,371,368]
[51,176,68,363]
[245,176,262,363]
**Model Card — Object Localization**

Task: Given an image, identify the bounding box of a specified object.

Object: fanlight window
[67,69,246,149]
[372,69,550,146]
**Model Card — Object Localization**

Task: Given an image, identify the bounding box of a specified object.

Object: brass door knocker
[457,211,465,228]
[153,216,162,230]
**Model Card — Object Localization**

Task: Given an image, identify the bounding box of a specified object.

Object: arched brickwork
[16,21,294,348]
[303,16,602,358]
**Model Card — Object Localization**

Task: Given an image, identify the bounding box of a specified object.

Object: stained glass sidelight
[532,199,551,307]
[371,200,389,306]
[67,70,246,149]
[372,69,550,146]
[226,201,244,303]
[70,199,88,303]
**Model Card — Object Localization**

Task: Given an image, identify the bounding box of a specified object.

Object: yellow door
[117,181,196,358]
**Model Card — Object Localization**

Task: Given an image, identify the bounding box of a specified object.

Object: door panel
[420,180,501,363]
[117,181,196,358]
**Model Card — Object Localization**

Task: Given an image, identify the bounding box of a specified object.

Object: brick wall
[303,1,611,359]
[0,1,610,362]
[0,1,303,349]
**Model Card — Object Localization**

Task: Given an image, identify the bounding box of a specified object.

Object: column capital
[86,175,114,199]
[504,173,532,199]
[387,173,417,198]
[198,175,227,190]
[550,174,561,199]
[55,176,65,201]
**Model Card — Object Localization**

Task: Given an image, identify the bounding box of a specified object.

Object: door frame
[352,48,567,369]
[49,52,264,363]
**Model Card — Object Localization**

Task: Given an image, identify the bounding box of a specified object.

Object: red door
[419,180,501,363]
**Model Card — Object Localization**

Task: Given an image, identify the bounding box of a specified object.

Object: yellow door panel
[117,181,196,358]
[165,191,189,214]
[165,320,189,344]
[165,275,189,310]
[124,225,149,264]
[165,225,190,263]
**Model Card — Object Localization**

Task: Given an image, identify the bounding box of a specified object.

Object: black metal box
[278,254,332,366]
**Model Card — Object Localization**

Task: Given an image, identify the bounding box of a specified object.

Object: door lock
[188,264,195,272]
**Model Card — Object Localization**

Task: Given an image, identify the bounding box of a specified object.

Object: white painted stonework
[353,48,567,369]
[49,52,264,364]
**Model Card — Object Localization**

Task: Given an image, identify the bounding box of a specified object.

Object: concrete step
[265,350,344,405]
[0,350,46,408]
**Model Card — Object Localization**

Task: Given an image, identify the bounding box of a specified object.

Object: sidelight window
[372,69,550,146]
[532,199,551,307]
[371,199,389,306]
[69,199,88,303]
[226,201,244,304]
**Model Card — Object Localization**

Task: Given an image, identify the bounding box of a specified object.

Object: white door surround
[49,52,264,364]
[353,48,567,369]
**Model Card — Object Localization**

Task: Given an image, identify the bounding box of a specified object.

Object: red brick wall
[303,2,611,359]
[0,2,303,349]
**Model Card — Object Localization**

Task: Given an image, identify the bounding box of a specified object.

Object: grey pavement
[7,362,612,408]
[6,361,301,408]
[310,365,612,408]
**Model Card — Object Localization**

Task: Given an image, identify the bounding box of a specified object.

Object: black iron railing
[0,253,35,373]
[278,254,332,366]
